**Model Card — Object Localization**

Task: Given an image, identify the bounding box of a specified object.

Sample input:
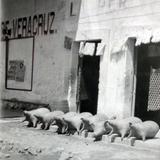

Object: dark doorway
[135,43,160,126]
[78,55,100,115]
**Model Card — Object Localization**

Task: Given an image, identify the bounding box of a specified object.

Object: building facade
[1,0,160,125]
[76,0,160,124]
[0,0,81,116]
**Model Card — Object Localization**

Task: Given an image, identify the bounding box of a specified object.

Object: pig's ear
[104,120,109,127]
[23,110,29,116]
[81,118,89,124]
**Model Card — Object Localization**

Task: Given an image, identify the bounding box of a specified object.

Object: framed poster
[5,37,34,91]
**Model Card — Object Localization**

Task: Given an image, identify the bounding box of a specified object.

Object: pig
[23,108,50,127]
[90,120,112,141]
[81,113,109,133]
[54,112,78,134]
[62,112,93,135]
[34,110,64,130]
[105,116,142,141]
[128,120,159,141]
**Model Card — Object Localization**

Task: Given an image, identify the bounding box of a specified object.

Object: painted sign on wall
[98,0,127,8]
[1,11,57,40]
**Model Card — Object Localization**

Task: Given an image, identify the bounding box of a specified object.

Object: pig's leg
[142,134,146,141]
[121,130,126,141]
[41,122,45,130]
[127,130,133,138]
[46,122,51,130]
[27,121,33,127]
[108,128,114,136]
[32,118,38,128]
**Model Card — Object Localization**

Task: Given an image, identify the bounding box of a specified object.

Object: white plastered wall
[0,0,81,112]
[76,0,160,118]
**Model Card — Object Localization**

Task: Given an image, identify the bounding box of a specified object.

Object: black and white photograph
[0,0,160,160]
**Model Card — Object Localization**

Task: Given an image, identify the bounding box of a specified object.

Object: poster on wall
[64,36,73,50]
[6,37,34,91]
[7,60,26,82]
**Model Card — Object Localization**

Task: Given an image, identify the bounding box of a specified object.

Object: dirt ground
[0,118,160,160]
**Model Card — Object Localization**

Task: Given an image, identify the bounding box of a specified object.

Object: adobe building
[75,0,160,125]
[0,0,81,116]
[0,0,160,126]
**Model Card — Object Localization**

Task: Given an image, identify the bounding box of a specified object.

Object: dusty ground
[0,118,160,160]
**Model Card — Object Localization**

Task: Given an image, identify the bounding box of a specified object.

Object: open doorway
[77,55,100,115]
[135,43,160,126]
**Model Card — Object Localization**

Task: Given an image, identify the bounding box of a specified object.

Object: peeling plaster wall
[1,0,81,113]
[76,0,160,118]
